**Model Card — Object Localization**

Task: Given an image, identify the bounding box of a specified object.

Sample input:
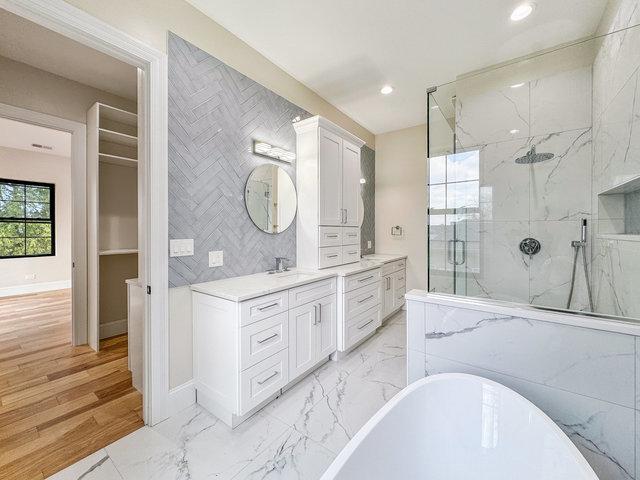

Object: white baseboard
[100,318,127,339]
[168,380,196,417]
[0,280,71,298]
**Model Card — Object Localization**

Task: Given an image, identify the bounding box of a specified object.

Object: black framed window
[0,178,55,259]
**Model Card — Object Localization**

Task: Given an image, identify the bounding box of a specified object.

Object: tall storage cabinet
[295,116,365,270]
[87,102,139,351]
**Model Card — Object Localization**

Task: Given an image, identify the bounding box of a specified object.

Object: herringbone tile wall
[168,33,375,287]
[361,145,375,255]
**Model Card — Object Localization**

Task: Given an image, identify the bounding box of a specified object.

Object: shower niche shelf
[598,174,640,196]
[597,234,640,243]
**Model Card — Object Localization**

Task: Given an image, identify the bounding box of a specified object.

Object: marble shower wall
[592,2,640,319]
[407,299,640,480]
[452,66,593,310]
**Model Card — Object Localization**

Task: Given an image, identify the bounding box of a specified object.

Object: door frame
[0,0,170,425]
[0,103,87,345]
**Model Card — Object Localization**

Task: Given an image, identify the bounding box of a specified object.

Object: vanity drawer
[343,268,381,293]
[319,226,342,247]
[395,272,406,289]
[240,291,288,327]
[289,277,337,308]
[382,259,406,276]
[240,313,288,370]
[395,286,406,309]
[344,282,381,318]
[239,349,288,415]
[342,227,360,246]
[345,304,381,350]
[319,246,342,269]
[341,245,360,264]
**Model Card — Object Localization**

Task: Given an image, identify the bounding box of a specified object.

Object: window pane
[25,202,50,219]
[0,238,25,257]
[447,150,480,182]
[447,181,479,209]
[26,186,50,203]
[26,222,51,238]
[428,155,446,185]
[0,222,26,238]
[429,184,446,210]
[26,237,52,256]
[0,183,25,201]
[0,200,25,218]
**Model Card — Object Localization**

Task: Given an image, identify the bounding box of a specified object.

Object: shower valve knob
[519,238,541,257]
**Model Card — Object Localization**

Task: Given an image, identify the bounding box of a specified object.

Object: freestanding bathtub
[321,373,599,480]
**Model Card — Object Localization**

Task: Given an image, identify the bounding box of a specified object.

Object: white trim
[168,381,196,417]
[99,318,128,339]
[0,280,72,298]
[0,0,170,426]
[293,115,366,148]
[0,103,87,346]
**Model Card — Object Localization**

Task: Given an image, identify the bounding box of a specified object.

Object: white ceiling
[0,117,71,158]
[188,0,608,134]
[0,9,137,100]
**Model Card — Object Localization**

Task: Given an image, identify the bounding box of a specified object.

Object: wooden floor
[0,289,143,479]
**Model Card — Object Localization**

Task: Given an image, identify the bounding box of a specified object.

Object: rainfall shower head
[515,146,555,164]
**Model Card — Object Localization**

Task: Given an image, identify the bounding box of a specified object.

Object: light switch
[170,239,194,257]
[209,250,223,267]
[367,240,372,249]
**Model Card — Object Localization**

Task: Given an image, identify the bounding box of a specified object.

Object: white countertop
[405,290,640,336]
[190,269,337,302]
[362,253,407,263]
[190,253,407,302]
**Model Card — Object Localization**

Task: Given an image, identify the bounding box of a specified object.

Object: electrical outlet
[367,240,372,249]
[170,239,194,257]
[209,250,223,267]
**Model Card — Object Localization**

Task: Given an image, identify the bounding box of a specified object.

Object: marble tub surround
[406,291,640,480]
[52,312,407,480]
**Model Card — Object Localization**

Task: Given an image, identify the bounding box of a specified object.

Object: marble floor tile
[232,428,336,480]
[48,449,123,480]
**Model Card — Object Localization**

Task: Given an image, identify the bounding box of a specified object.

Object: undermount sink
[268,271,314,280]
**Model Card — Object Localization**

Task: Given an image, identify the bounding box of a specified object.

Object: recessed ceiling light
[510,3,533,21]
[380,85,394,95]
[510,129,520,134]
[510,82,525,88]
[360,178,367,184]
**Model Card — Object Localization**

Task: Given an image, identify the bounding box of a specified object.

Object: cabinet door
[342,140,361,227]
[288,303,317,380]
[318,128,343,226]
[382,275,394,318]
[315,294,337,359]
[392,271,406,311]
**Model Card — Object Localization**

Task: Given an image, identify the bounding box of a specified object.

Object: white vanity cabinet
[295,116,365,270]
[381,258,407,320]
[192,275,337,428]
[336,267,383,353]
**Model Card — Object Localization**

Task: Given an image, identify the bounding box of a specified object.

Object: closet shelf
[598,175,640,195]
[99,128,138,147]
[99,248,139,256]
[98,103,137,127]
[99,153,137,167]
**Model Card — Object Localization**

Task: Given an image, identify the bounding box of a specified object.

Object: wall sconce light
[253,140,296,163]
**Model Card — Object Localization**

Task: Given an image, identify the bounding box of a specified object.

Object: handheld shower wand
[566,219,594,312]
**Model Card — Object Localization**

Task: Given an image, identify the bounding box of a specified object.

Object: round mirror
[245,164,297,234]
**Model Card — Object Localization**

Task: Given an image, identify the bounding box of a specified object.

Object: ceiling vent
[31,143,53,150]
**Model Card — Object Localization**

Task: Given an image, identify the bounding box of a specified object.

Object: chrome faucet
[274,257,289,273]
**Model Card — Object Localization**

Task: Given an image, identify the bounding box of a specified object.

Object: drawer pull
[398,277,404,281]
[358,275,374,282]
[257,371,279,385]
[258,302,279,311]
[257,332,279,344]
[327,254,339,258]
[348,251,358,255]
[326,234,339,238]
[347,234,357,237]
[358,319,374,330]
[358,294,374,304]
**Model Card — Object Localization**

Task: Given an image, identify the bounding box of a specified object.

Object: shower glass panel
[426,23,640,320]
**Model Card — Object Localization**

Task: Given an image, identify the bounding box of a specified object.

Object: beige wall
[0,55,136,124]
[63,0,374,147]
[0,146,71,291]
[375,124,427,292]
